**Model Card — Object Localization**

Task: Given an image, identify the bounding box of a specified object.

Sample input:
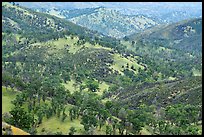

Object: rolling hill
[120,17,202,80]
[2,2,202,135]
[127,18,202,53]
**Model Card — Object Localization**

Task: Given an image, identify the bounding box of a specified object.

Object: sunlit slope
[2,122,30,135]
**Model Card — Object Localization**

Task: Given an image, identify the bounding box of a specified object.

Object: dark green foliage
[165,104,200,126]
[11,93,27,107]
[81,112,98,132]
[85,79,99,92]
[9,106,34,130]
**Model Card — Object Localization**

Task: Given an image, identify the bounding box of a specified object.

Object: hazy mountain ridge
[17,2,202,24]
[16,2,202,38]
[33,7,158,38]
[68,7,158,38]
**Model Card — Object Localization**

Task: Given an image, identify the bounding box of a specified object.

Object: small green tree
[81,112,98,133]
[85,79,99,92]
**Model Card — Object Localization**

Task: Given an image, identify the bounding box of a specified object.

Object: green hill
[120,18,202,80]
[2,2,202,135]
[127,18,202,53]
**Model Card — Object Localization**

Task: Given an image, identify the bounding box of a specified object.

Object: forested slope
[2,2,202,135]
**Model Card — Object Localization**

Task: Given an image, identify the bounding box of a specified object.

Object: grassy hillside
[120,18,202,80]
[2,2,117,44]
[2,2,202,135]
[2,2,131,85]
[2,86,19,114]
[128,18,202,53]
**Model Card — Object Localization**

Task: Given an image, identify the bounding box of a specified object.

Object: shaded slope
[128,18,202,53]
[104,76,202,109]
